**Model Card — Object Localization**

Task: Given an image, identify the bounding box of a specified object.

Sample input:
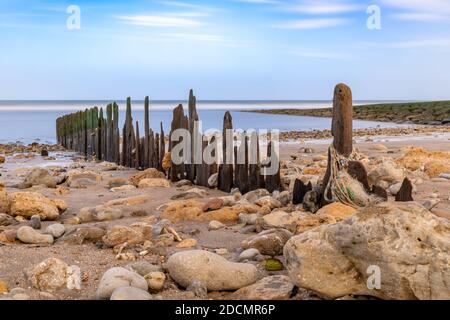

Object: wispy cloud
[233,0,281,4]
[274,18,348,29]
[158,1,223,12]
[285,1,363,15]
[362,38,450,49]
[117,14,205,27]
[381,0,450,22]
[290,49,348,59]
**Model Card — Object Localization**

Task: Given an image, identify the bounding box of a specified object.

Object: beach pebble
[166,250,258,291]
[96,267,148,300]
[17,226,53,245]
[127,261,163,276]
[242,229,292,256]
[144,272,166,291]
[0,214,15,227]
[176,238,198,249]
[439,173,450,180]
[238,248,261,262]
[110,286,152,301]
[45,223,65,238]
[29,215,41,230]
[208,220,226,231]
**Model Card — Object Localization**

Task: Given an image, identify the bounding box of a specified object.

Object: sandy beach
[1,127,449,300]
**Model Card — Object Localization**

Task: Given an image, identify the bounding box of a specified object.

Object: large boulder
[284,202,450,300]
[21,168,57,189]
[9,192,67,220]
[166,250,258,291]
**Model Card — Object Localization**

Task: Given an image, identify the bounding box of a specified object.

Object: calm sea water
[0,100,404,144]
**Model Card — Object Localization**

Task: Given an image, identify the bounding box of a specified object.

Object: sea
[0,100,406,144]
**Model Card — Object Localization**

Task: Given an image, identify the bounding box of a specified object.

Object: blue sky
[0,0,450,100]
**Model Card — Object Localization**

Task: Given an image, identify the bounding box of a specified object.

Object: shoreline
[247,100,450,126]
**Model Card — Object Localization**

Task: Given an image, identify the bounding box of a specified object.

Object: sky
[0,0,450,100]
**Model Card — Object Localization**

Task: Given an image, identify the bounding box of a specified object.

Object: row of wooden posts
[56,90,281,194]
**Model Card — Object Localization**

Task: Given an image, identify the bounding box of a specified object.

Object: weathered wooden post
[322,83,354,203]
[218,112,234,193]
[144,96,150,169]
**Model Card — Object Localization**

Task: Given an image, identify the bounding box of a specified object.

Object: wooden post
[332,83,353,157]
[218,111,234,193]
[144,96,150,169]
[322,83,353,201]
[135,121,141,170]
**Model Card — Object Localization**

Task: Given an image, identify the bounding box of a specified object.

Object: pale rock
[315,202,357,220]
[127,261,163,276]
[17,226,53,244]
[242,229,292,256]
[111,185,136,192]
[275,191,291,206]
[67,170,102,188]
[167,250,258,291]
[145,272,166,291]
[97,267,148,300]
[255,196,281,210]
[260,211,302,233]
[45,223,65,238]
[0,213,15,226]
[128,168,165,186]
[368,160,405,187]
[208,220,226,231]
[108,178,128,188]
[232,275,294,300]
[243,189,270,203]
[9,192,66,220]
[21,168,57,189]
[106,195,148,206]
[138,178,170,189]
[25,258,80,292]
[176,238,198,248]
[77,205,123,223]
[238,213,259,225]
[102,224,151,247]
[238,248,261,262]
[110,286,152,301]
